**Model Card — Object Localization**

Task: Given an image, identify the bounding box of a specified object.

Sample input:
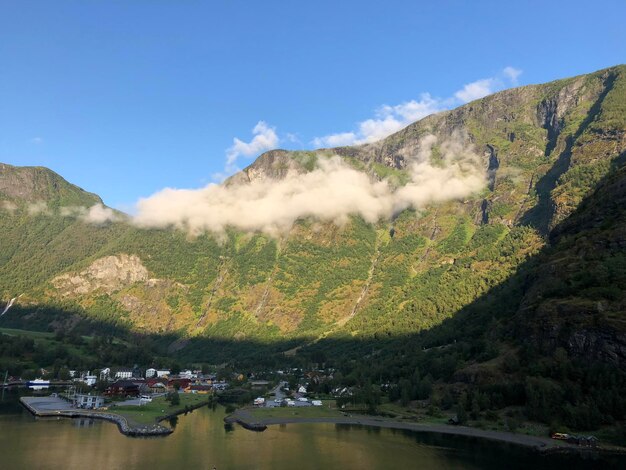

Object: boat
[27,378,50,389]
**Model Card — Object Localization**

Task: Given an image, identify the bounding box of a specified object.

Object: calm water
[0,389,622,469]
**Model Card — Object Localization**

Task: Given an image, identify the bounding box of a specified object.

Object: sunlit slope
[0,65,624,353]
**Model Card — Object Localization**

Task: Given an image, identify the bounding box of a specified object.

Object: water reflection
[73,417,94,429]
[168,416,178,429]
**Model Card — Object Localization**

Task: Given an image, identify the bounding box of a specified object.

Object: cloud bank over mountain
[132,133,486,236]
[28,70,524,234]
[60,204,121,224]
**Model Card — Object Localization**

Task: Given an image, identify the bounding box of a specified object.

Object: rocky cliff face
[0,163,102,207]
[512,161,626,368]
[52,254,149,296]
[225,149,313,185]
[233,66,625,235]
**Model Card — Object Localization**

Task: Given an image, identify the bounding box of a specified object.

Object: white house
[298,385,307,394]
[75,394,104,409]
[179,370,197,379]
[80,375,97,386]
[145,368,157,378]
[115,368,133,379]
[99,368,111,380]
[156,369,170,378]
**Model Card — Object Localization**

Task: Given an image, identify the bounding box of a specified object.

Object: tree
[400,379,411,406]
[360,383,381,414]
[168,391,180,406]
[58,367,71,381]
[456,405,468,425]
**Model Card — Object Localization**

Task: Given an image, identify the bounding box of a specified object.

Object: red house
[105,380,140,397]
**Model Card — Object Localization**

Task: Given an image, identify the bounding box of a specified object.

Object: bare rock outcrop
[52,254,149,296]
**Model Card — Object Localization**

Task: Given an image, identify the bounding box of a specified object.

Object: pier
[20,396,173,436]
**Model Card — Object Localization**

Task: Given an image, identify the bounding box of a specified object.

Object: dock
[20,396,173,436]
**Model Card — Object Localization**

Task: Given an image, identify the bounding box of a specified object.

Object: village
[15,365,342,414]
[42,366,230,410]
[13,363,603,451]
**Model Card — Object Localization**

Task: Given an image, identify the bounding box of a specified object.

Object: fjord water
[0,391,620,470]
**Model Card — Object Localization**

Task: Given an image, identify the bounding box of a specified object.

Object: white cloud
[59,203,121,224]
[284,133,303,145]
[454,78,498,103]
[27,201,51,216]
[83,204,119,224]
[133,133,486,236]
[379,93,442,122]
[31,137,43,144]
[226,121,279,171]
[503,66,522,86]
[312,132,358,147]
[313,94,443,148]
[357,116,404,144]
[312,67,522,146]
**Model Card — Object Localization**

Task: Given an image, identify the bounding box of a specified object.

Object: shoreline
[20,395,625,455]
[228,408,621,455]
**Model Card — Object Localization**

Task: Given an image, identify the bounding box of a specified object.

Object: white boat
[27,378,50,389]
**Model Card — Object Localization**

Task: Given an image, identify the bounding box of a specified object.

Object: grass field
[0,327,127,345]
[112,393,213,425]
[0,327,55,339]
[247,400,342,419]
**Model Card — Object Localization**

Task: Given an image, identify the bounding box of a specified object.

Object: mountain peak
[0,162,103,208]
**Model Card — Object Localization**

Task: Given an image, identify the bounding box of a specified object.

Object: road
[261,382,313,408]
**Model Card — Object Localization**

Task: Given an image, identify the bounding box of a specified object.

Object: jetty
[20,396,172,436]
[223,413,267,432]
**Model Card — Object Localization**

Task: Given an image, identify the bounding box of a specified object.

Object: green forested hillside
[299,158,626,434]
[1,65,625,434]
[1,65,624,343]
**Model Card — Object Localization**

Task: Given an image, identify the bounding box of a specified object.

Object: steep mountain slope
[320,157,626,433]
[0,65,625,365]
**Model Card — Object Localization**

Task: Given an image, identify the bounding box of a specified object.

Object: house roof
[111,380,139,388]
[187,384,212,390]
[146,378,167,386]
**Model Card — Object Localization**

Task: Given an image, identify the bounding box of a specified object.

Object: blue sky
[1,1,624,210]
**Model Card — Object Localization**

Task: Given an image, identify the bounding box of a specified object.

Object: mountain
[1,65,624,344]
[2,64,625,434]
[0,163,102,207]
